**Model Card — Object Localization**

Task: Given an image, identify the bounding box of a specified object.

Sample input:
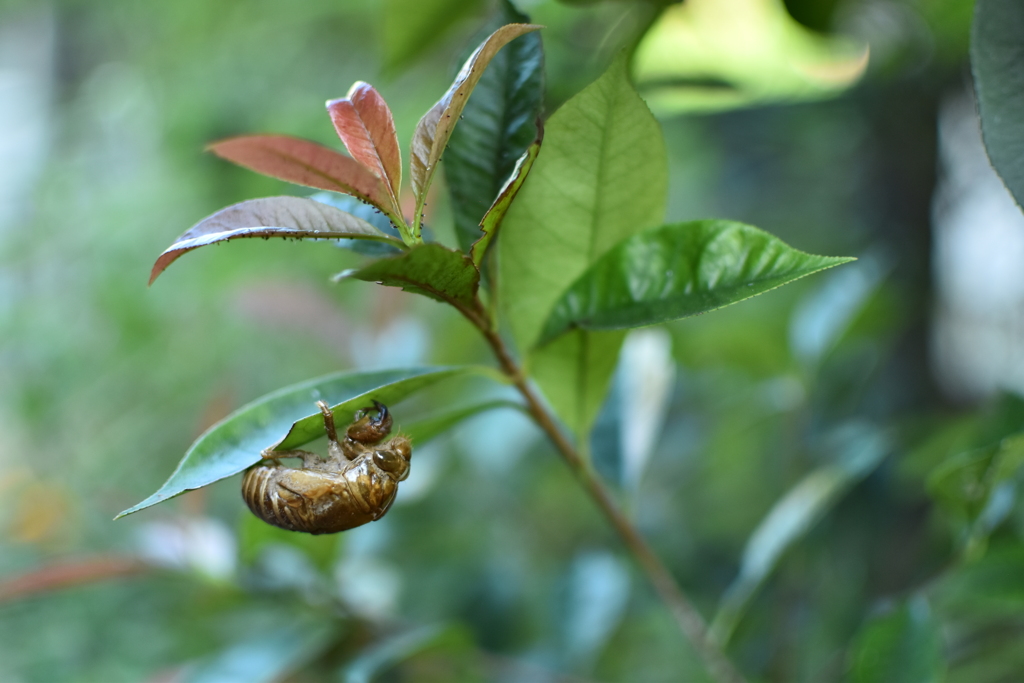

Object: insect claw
[259,447,285,461]
[370,400,389,428]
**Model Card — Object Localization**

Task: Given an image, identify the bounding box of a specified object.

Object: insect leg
[317,400,339,443]
[260,448,322,469]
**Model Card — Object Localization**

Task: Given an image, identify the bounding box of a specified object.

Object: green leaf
[710,424,889,646]
[382,0,486,73]
[445,0,544,255]
[633,0,868,115]
[501,54,668,349]
[402,399,525,444]
[927,432,1024,556]
[529,330,626,438]
[470,132,542,269]
[848,596,945,683]
[273,367,503,450]
[150,196,405,285]
[538,220,855,346]
[185,619,340,683]
[499,53,667,435]
[972,0,1024,209]
[116,367,484,518]
[336,243,486,322]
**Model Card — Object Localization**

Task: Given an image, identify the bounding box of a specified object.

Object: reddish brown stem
[480,326,746,683]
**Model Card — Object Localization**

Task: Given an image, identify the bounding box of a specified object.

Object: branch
[479,327,747,683]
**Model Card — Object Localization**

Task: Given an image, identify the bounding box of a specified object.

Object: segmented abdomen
[242,466,310,532]
[241,462,395,535]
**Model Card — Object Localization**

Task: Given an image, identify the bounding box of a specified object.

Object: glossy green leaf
[185,619,339,683]
[538,220,855,346]
[445,0,544,254]
[848,596,945,683]
[470,132,542,269]
[972,0,1024,209]
[273,367,501,450]
[150,196,405,285]
[336,243,486,323]
[117,367,482,518]
[711,424,889,646]
[633,0,868,115]
[500,53,667,436]
[382,0,485,73]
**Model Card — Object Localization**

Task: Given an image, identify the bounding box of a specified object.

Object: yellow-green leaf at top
[409,23,542,239]
[633,0,868,116]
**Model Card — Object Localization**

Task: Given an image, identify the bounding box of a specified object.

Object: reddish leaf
[327,82,403,202]
[208,135,401,223]
[150,196,404,284]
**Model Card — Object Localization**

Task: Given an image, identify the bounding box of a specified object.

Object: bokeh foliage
[4,0,1024,682]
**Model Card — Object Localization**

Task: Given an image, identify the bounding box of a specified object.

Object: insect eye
[372,449,404,474]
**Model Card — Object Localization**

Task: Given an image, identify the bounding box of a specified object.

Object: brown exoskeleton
[241,400,412,534]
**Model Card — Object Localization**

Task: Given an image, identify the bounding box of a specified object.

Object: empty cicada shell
[242,400,412,534]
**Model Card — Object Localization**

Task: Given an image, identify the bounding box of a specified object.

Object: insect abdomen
[241,466,310,533]
[241,462,396,535]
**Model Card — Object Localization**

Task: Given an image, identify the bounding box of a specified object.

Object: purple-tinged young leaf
[150,196,404,285]
[208,135,402,224]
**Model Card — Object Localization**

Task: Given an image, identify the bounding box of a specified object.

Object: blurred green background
[3,0,1023,681]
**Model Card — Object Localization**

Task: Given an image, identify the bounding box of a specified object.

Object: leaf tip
[346,80,372,98]
[331,268,359,283]
[149,250,179,285]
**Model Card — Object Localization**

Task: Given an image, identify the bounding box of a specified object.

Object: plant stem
[479,327,747,683]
